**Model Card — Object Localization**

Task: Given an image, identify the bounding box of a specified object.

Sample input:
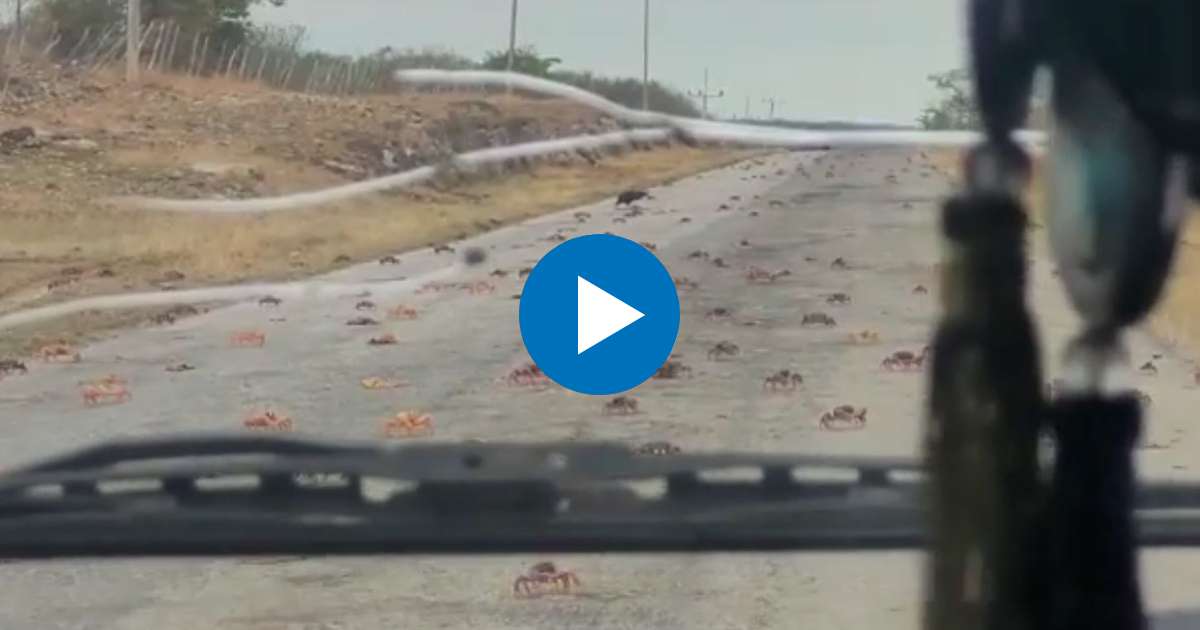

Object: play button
[577,277,644,354]
[519,234,680,395]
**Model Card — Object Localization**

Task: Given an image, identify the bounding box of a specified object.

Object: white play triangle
[577,276,645,354]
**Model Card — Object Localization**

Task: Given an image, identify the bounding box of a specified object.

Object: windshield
[0,1,1196,628]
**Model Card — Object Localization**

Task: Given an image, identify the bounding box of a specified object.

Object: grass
[0,144,759,357]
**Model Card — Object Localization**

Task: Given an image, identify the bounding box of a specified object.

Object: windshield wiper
[0,434,1195,558]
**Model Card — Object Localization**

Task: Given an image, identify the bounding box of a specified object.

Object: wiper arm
[0,434,1195,558]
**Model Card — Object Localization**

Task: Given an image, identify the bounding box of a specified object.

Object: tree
[481,45,561,78]
[917,68,981,130]
[25,0,286,56]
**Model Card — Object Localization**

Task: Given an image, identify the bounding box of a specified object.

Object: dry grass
[0,144,757,357]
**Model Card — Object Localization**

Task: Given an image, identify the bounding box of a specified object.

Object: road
[3,148,1200,629]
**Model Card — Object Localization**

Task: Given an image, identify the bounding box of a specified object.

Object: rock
[53,138,99,152]
[322,159,365,177]
[0,126,35,146]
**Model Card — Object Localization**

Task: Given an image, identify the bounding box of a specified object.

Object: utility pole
[506,0,518,95]
[126,0,141,83]
[687,68,724,119]
[14,0,21,40]
[762,96,784,119]
[641,0,649,110]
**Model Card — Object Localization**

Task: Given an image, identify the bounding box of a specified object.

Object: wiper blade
[0,434,1195,558]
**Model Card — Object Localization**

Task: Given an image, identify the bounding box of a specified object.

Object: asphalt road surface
[3,148,1200,630]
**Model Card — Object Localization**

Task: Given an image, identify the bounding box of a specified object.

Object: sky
[251,0,968,125]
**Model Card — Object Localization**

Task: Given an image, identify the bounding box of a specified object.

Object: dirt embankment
[0,63,758,355]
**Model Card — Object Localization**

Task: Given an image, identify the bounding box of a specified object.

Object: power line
[506,0,518,95]
[686,68,724,118]
[642,0,649,111]
[126,0,140,83]
[762,96,784,119]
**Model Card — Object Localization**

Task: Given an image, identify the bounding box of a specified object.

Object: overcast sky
[252,0,967,125]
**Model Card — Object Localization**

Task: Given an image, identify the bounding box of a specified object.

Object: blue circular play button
[519,234,681,395]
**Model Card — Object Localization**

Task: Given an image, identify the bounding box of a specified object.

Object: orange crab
[35,342,81,363]
[847,330,881,344]
[513,561,581,598]
[229,330,266,348]
[381,411,434,438]
[368,333,398,346]
[243,409,293,431]
[80,378,131,407]
[387,305,420,321]
[506,363,551,387]
[820,405,868,431]
[463,281,496,295]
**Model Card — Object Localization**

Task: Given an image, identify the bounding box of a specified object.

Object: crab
[745,267,775,283]
[243,410,293,431]
[165,363,196,373]
[368,333,398,346]
[387,305,419,321]
[346,317,380,327]
[229,330,266,347]
[1134,389,1153,408]
[506,363,551,387]
[636,441,682,456]
[333,254,352,264]
[513,562,581,598]
[717,203,731,211]
[81,379,132,407]
[705,307,732,321]
[654,360,693,379]
[518,267,534,279]
[573,211,592,222]
[355,300,376,311]
[35,342,81,363]
[820,405,868,431]
[801,312,837,327]
[0,359,28,377]
[680,216,692,223]
[830,257,849,270]
[258,295,282,307]
[707,341,740,360]
[638,241,658,251]
[379,255,401,265]
[712,257,729,268]
[464,281,496,295]
[1138,361,1158,376]
[847,330,881,344]
[381,411,434,438]
[881,347,930,371]
[545,233,566,243]
[913,284,929,295]
[763,369,804,391]
[432,244,456,254]
[613,217,627,224]
[687,250,710,260]
[674,277,700,291]
[490,269,509,278]
[360,376,408,390]
[739,239,752,247]
[825,293,851,305]
[602,396,639,415]
[416,281,455,294]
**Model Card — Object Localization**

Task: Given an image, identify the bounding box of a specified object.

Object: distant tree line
[5,3,700,116]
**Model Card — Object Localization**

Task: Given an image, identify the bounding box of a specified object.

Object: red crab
[513,561,581,598]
